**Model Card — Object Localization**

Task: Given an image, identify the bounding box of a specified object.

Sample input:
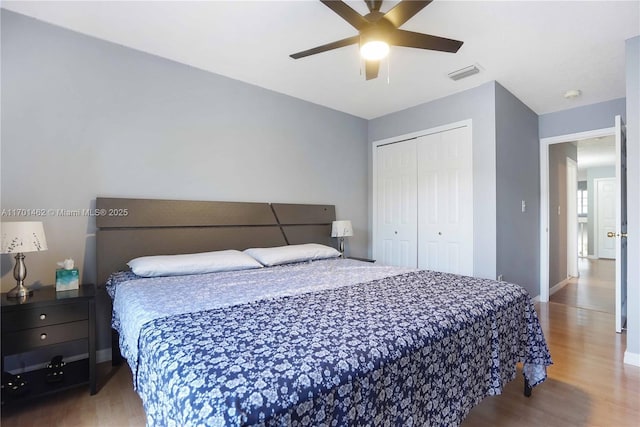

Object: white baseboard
[549,277,572,296]
[624,351,640,367]
[531,295,541,303]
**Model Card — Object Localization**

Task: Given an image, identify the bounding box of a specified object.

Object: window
[577,188,588,216]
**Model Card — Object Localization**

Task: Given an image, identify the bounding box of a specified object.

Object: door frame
[372,119,472,266]
[566,157,578,277]
[539,126,614,302]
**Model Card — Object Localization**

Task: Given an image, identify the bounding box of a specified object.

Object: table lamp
[331,220,353,257]
[1,221,48,298]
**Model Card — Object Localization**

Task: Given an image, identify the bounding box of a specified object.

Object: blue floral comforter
[109,260,551,426]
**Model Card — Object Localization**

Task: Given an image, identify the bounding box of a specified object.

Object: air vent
[448,65,480,81]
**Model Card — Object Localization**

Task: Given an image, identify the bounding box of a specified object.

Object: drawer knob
[40,333,47,340]
[40,314,47,320]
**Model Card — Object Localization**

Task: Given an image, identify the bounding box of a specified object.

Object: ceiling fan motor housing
[360,16,395,46]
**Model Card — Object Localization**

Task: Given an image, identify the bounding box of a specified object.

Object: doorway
[540,121,626,331]
[548,139,616,311]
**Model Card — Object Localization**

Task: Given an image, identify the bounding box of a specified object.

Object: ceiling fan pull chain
[385,51,390,84]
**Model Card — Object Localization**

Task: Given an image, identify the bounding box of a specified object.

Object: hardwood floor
[2,301,638,426]
[462,302,639,426]
[550,258,615,314]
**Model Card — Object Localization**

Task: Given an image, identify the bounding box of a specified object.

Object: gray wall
[625,36,639,362]
[586,166,615,256]
[368,82,497,280]
[0,11,368,352]
[548,143,577,288]
[495,83,540,296]
[539,98,627,139]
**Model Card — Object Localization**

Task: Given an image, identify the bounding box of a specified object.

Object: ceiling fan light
[360,41,389,61]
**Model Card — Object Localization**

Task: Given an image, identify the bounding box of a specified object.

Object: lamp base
[6,283,33,299]
[7,252,32,300]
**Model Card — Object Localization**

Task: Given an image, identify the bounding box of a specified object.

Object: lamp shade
[1,221,48,254]
[331,220,353,238]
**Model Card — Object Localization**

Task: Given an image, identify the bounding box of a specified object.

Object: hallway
[550,258,615,313]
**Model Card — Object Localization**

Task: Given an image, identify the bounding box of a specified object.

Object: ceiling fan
[290,0,463,80]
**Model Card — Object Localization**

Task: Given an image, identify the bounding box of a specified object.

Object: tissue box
[55,268,79,291]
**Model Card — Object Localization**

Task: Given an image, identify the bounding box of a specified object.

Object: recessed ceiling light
[564,89,582,99]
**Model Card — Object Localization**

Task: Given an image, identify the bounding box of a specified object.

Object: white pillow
[127,249,263,277]
[244,243,340,267]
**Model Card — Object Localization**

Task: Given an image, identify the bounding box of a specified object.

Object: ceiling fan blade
[390,29,463,53]
[384,0,433,28]
[365,0,383,12]
[290,35,360,59]
[320,0,369,30]
[365,60,380,80]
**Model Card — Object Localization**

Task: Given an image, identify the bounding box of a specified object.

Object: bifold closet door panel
[417,126,473,275]
[376,140,418,268]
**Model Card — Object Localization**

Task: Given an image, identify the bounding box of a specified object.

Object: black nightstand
[1,284,96,405]
[347,256,376,263]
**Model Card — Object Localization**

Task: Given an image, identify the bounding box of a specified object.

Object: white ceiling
[577,135,616,170]
[3,0,639,119]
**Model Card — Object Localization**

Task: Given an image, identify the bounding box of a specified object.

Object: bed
[97,197,552,427]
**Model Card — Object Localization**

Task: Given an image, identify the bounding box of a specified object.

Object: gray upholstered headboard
[95,197,336,285]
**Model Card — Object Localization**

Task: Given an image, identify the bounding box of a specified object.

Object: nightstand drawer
[2,320,89,355]
[1,302,87,332]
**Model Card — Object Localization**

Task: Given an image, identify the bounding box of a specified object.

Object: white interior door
[596,178,616,259]
[614,115,627,333]
[416,126,473,275]
[566,158,578,277]
[375,140,418,267]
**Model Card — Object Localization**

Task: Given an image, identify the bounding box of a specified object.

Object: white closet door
[376,140,418,267]
[417,126,473,275]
